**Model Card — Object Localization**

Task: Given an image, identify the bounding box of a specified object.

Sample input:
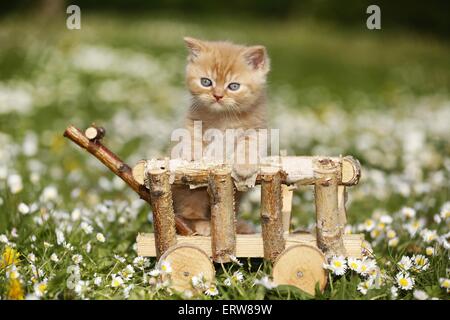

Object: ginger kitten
[172,37,270,235]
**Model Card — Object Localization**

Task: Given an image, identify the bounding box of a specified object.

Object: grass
[0,12,449,300]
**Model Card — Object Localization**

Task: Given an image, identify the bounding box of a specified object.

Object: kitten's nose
[213,94,223,101]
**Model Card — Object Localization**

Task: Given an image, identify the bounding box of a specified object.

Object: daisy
[323,256,347,276]
[111,275,124,288]
[396,272,414,290]
[347,257,362,273]
[386,229,397,239]
[412,254,429,272]
[120,264,135,280]
[362,219,375,232]
[253,276,277,290]
[191,272,206,289]
[0,234,8,244]
[420,229,438,243]
[413,289,429,300]
[34,280,48,298]
[159,260,172,274]
[80,222,93,234]
[133,256,150,269]
[94,276,102,286]
[397,256,412,271]
[114,254,126,263]
[18,203,30,215]
[439,278,450,293]
[7,174,23,194]
[96,233,105,243]
[388,237,399,247]
[360,258,377,276]
[27,253,36,263]
[357,278,374,295]
[204,284,219,296]
[229,255,243,267]
[390,286,398,299]
[401,207,416,219]
[55,229,65,245]
[224,271,244,286]
[425,247,435,256]
[149,269,161,277]
[72,254,83,264]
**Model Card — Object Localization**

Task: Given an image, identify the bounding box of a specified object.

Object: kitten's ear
[243,45,270,73]
[184,37,207,61]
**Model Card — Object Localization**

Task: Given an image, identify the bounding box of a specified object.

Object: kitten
[171,37,270,236]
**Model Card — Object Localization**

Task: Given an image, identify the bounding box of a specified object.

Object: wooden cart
[64,124,363,295]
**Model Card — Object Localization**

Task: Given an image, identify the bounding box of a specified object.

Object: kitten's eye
[200,78,213,87]
[228,82,240,91]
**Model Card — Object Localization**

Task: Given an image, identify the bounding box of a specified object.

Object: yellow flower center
[333,261,342,267]
[399,278,408,287]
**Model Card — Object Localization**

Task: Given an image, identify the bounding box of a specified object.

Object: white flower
[149,269,161,277]
[191,273,206,289]
[405,219,425,236]
[439,278,450,292]
[401,207,416,219]
[123,284,134,298]
[380,215,393,224]
[386,229,397,239]
[390,286,398,299]
[412,254,429,272]
[362,219,375,232]
[114,254,126,263]
[67,265,80,275]
[96,233,105,243]
[396,272,414,290]
[120,264,135,280]
[133,256,149,269]
[388,237,399,247]
[229,255,243,267]
[425,247,435,256]
[55,228,65,245]
[27,253,36,263]
[159,260,172,274]
[357,278,374,295]
[347,257,362,273]
[413,289,429,300]
[7,174,23,194]
[72,254,83,264]
[34,280,48,297]
[204,284,218,296]
[360,258,377,276]
[0,234,8,243]
[18,203,30,214]
[40,185,58,202]
[80,222,93,234]
[224,271,244,286]
[420,229,438,243]
[111,276,124,288]
[253,276,277,290]
[85,242,91,253]
[50,253,59,262]
[6,265,20,279]
[323,256,347,276]
[397,256,412,271]
[94,276,102,286]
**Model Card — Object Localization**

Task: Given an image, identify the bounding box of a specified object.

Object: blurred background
[0,0,449,231]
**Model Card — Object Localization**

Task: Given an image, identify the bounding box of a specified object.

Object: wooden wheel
[272,244,327,295]
[157,244,215,292]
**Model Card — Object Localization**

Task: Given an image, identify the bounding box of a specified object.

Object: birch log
[207,167,236,263]
[63,125,194,236]
[260,170,286,262]
[146,168,177,258]
[132,155,361,187]
[314,158,347,257]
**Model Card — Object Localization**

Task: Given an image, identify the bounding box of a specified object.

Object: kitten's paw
[232,163,258,191]
[193,220,211,236]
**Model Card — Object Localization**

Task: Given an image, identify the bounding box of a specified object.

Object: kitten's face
[184,37,270,113]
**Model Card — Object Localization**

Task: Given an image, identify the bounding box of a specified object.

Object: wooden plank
[136,233,363,258]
